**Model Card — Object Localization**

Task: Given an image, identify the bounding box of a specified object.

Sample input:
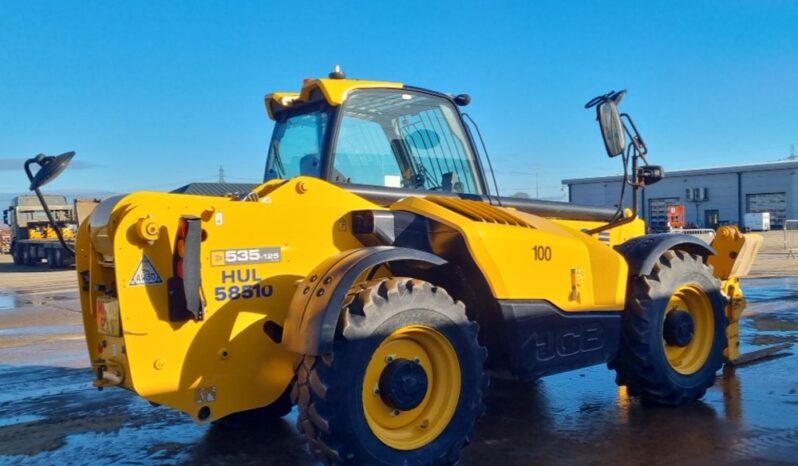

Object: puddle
[0,325,84,336]
[43,295,75,302]
[742,277,798,303]
[0,293,19,311]
[0,414,46,428]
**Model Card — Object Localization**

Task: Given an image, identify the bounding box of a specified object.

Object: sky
[1,0,797,203]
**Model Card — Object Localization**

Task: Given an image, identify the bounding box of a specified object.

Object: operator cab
[264,69,487,196]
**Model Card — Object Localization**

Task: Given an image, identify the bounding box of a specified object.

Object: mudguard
[615,233,716,277]
[282,246,447,355]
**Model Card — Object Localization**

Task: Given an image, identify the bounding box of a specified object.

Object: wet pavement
[0,271,796,465]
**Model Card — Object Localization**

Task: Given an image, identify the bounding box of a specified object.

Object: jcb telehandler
[27,67,761,465]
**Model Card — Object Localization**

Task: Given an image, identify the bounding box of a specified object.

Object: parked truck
[2,194,77,268]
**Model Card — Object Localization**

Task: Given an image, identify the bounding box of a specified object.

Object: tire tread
[296,277,488,465]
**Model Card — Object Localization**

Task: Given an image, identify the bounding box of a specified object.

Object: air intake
[426,196,533,228]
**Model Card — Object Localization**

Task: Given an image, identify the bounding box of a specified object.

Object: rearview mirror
[598,97,626,157]
[25,151,75,190]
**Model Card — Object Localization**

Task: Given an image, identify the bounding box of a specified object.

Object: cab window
[264,110,328,180]
[333,89,483,194]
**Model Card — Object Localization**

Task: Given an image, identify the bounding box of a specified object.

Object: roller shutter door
[746,192,786,228]
[648,197,681,231]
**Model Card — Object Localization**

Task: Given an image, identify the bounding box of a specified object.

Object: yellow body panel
[391,196,642,311]
[300,78,404,105]
[265,78,403,119]
[76,175,644,420]
[77,178,379,421]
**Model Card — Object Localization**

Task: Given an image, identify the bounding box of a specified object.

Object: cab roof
[264,77,403,120]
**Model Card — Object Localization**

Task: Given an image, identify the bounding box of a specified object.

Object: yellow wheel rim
[362,325,461,450]
[664,284,715,375]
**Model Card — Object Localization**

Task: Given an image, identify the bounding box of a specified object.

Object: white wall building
[563,160,798,230]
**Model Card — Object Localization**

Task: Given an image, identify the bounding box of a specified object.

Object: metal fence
[670,228,716,245]
[785,220,798,259]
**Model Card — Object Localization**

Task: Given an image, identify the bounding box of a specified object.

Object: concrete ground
[0,231,796,465]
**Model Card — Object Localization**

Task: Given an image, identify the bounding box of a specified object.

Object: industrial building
[563,159,798,230]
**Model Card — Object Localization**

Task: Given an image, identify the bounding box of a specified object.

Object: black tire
[294,278,488,466]
[610,250,727,405]
[51,249,64,269]
[211,383,294,426]
[11,244,23,265]
[21,246,35,266]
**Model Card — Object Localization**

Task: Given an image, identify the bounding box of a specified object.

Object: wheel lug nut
[373,384,380,395]
[385,355,395,363]
[419,419,429,429]
[390,409,400,416]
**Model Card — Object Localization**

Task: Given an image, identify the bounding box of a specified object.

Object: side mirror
[2,210,7,225]
[597,96,626,157]
[25,151,75,190]
[586,90,627,157]
[453,94,471,106]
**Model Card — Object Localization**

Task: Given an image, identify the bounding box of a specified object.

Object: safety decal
[129,255,164,286]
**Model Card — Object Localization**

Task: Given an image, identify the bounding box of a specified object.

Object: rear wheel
[47,248,64,269]
[21,245,35,266]
[11,244,23,265]
[610,250,727,405]
[295,278,488,466]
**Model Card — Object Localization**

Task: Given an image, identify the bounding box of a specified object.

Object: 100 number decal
[532,245,552,261]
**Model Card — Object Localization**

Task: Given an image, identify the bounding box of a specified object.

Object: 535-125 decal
[210,247,281,266]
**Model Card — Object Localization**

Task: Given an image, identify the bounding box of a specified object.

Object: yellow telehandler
[26,67,761,465]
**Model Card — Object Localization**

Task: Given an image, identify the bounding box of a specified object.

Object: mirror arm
[620,113,647,158]
[30,187,75,257]
[585,204,637,235]
[23,158,38,187]
[586,143,642,235]
[585,93,655,235]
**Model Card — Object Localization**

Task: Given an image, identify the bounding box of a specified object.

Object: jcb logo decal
[210,251,225,266]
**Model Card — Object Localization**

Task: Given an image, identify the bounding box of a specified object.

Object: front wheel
[610,250,727,405]
[295,278,488,466]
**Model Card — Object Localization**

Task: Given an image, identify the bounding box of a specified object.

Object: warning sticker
[129,255,164,286]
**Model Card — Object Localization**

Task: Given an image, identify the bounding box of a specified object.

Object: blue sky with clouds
[1,1,796,201]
